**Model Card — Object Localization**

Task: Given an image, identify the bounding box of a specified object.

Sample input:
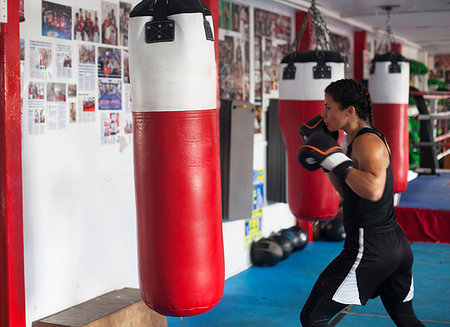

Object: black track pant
[300,291,426,327]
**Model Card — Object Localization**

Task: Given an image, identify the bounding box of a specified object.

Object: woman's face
[322,93,347,132]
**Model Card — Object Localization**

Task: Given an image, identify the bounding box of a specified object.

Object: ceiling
[277,0,450,54]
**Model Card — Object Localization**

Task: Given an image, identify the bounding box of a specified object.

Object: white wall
[21,0,141,324]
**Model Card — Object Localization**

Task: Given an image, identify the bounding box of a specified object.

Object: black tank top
[342,127,397,232]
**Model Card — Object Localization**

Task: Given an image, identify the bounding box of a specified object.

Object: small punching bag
[129,0,224,317]
[278,50,345,220]
[369,53,410,193]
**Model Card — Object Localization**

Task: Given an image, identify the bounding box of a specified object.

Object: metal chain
[288,10,311,53]
[376,7,396,54]
[290,0,339,53]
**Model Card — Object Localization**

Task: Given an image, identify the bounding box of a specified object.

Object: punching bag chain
[289,0,340,53]
[376,5,398,54]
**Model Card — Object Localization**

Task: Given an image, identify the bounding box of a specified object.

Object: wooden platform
[33,288,167,327]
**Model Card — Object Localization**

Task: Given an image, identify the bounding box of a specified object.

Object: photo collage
[219,1,292,136]
[24,0,132,144]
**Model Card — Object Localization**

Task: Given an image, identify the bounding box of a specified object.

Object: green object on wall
[408,59,428,75]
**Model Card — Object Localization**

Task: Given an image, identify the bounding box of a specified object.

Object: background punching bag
[369,53,410,193]
[278,51,344,220]
[129,0,224,316]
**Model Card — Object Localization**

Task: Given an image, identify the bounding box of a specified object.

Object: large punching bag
[129,0,224,317]
[369,53,410,193]
[279,51,345,220]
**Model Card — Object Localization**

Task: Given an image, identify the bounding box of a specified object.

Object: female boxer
[298,79,425,327]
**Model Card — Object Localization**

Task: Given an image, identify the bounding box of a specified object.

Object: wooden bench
[33,288,167,327]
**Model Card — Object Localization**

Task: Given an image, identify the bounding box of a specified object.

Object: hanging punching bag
[369,53,410,193]
[129,0,224,317]
[278,51,345,220]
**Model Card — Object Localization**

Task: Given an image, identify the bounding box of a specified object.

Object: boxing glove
[298,114,339,143]
[298,133,355,181]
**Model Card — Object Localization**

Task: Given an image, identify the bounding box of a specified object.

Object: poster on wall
[123,84,132,112]
[123,49,130,84]
[29,40,53,79]
[27,81,46,135]
[46,82,66,102]
[56,44,73,79]
[219,1,231,30]
[77,94,96,123]
[98,79,122,110]
[434,54,450,83]
[46,82,67,131]
[244,169,264,248]
[68,84,77,123]
[78,45,96,92]
[219,35,234,99]
[69,102,77,123]
[101,112,120,144]
[101,1,119,46]
[73,7,100,42]
[218,1,250,101]
[254,9,291,42]
[262,37,289,95]
[254,37,262,102]
[42,1,72,40]
[330,32,351,78]
[254,9,291,98]
[68,84,77,98]
[119,2,132,47]
[122,83,132,134]
[98,47,122,79]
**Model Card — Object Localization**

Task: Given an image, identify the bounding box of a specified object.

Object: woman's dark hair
[324,79,374,127]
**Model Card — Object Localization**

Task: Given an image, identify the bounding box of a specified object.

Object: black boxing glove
[298,133,355,181]
[298,114,339,143]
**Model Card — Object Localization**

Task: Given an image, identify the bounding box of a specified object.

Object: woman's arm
[344,134,390,202]
[328,172,343,197]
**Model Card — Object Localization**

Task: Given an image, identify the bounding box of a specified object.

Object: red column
[294,11,318,242]
[295,10,312,51]
[354,31,366,82]
[0,0,26,325]
[392,42,402,54]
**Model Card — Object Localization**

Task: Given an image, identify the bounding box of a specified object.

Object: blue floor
[166,174,450,326]
[398,173,450,211]
[167,241,450,327]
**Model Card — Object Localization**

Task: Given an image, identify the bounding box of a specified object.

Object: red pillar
[354,31,367,82]
[392,42,402,54]
[0,0,26,325]
[295,10,312,51]
[294,11,315,242]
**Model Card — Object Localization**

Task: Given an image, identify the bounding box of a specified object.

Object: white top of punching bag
[129,13,217,112]
[369,59,410,105]
[279,62,345,101]
[278,51,346,101]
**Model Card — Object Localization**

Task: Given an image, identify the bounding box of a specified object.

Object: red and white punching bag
[369,53,410,193]
[279,51,345,220]
[129,0,224,317]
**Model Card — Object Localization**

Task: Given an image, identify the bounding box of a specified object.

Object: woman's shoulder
[353,131,385,151]
[352,130,389,164]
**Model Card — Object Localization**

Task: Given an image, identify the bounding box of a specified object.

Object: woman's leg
[380,295,426,327]
[300,287,347,327]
